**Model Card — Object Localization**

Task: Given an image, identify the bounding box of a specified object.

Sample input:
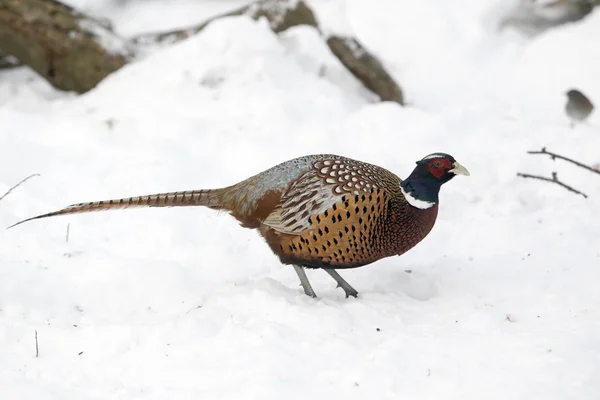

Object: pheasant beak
[449,161,470,176]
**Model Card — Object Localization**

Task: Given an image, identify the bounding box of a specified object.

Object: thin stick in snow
[517,172,588,198]
[527,147,600,176]
[35,330,39,358]
[0,174,40,202]
[66,223,70,243]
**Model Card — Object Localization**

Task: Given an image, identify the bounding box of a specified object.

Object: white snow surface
[2,1,600,399]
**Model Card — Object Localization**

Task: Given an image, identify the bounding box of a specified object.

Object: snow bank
[1,1,599,399]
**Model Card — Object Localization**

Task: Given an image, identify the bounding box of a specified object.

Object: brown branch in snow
[517,171,588,198]
[0,174,40,202]
[527,147,600,176]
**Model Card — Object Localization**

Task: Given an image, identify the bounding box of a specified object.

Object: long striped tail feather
[7,188,225,229]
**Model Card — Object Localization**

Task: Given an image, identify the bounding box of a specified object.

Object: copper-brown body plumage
[8,153,469,298]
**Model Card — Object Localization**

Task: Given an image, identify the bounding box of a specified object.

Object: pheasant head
[400,153,470,209]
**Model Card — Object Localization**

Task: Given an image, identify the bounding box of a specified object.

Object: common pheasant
[9,153,469,298]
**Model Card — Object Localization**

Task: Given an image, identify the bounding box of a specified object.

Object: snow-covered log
[132,0,318,45]
[0,0,403,104]
[133,0,404,106]
[327,36,404,105]
[499,0,597,36]
[0,0,130,93]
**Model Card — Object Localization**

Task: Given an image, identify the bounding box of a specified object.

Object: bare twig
[186,305,203,315]
[65,223,70,243]
[35,330,39,358]
[528,148,600,176]
[517,172,588,198]
[0,174,40,202]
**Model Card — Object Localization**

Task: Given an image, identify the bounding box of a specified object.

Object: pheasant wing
[263,158,390,235]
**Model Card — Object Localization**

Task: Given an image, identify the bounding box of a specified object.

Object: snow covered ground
[1,0,600,398]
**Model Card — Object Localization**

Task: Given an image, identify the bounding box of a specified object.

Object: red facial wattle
[426,158,452,178]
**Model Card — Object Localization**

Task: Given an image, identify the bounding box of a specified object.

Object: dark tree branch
[528,147,600,176]
[517,171,588,198]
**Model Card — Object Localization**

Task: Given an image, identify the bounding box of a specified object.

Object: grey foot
[293,265,317,298]
[323,269,359,298]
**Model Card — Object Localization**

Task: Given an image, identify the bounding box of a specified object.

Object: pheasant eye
[432,160,443,168]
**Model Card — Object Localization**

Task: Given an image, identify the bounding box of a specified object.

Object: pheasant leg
[293,265,317,298]
[323,269,359,298]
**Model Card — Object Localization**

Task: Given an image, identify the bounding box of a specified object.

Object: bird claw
[337,283,358,297]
